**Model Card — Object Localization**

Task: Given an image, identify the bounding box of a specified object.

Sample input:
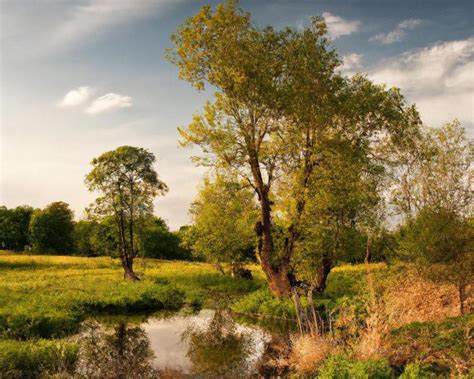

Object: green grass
[390,314,474,377]
[0,339,78,378]
[0,253,264,339]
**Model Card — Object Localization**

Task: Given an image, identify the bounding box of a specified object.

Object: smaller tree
[399,207,473,315]
[183,176,257,277]
[29,202,75,254]
[85,146,168,280]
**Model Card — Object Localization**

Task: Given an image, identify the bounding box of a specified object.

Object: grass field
[0,253,471,377]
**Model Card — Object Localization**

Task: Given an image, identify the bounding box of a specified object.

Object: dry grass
[383,267,464,328]
[290,335,337,373]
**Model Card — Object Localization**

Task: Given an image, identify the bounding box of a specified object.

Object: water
[78,309,293,377]
[143,309,270,374]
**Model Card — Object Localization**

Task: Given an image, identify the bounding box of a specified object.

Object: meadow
[0,252,471,377]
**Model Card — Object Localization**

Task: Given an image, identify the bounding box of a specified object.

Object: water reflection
[78,310,286,378]
[182,309,255,378]
[78,320,158,378]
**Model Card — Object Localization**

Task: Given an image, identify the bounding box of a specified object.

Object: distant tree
[182,176,258,277]
[391,120,473,218]
[74,220,96,256]
[0,205,33,251]
[399,207,473,315]
[85,146,168,280]
[29,202,75,254]
[138,216,191,260]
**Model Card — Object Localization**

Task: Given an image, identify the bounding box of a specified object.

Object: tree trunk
[256,194,291,297]
[313,252,332,293]
[123,256,140,281]
[364,235,372,264]
[459,284,467,315]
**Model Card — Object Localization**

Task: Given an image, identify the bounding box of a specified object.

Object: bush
[76,286,185,314]
[231,287,295,318]
[399,363,438,379]
[390,315,473,377]
[0,311,81,340]
[317,354,392,378]
[0,339,78,378]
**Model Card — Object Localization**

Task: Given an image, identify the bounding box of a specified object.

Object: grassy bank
[0,252,263,340]
[1,253,469,377]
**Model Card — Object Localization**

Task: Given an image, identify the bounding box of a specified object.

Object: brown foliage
[383,267,471,328]
[290,335,337,373]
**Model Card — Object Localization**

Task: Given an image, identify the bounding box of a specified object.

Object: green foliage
[398,206,473,313]
[317,354,392,379]
[390,315,473,377]
[231,287,296,319]
[0,339,78,378]
[183,176,257,265]
[399,363,438,379]
[29,202,75,254]
[0,206,33,251]
[391,120,473,217]
[74,218,121,257]
[85,146,168,277]
[138,216,191,260]
[169,1,421,295]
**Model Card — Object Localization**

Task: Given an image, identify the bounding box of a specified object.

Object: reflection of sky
[142,310,270,373]
[1,0,473,229]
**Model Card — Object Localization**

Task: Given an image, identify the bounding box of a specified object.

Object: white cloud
[341,53,363,71]
[59,86,92,107]
[322,12,361,39]
[369,38,474,127]
[85,93,132,114]
[370,19,423,44]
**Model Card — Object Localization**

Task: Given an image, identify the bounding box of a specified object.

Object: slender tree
[85,146,168,280]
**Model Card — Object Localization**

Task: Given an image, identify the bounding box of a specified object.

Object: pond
[78,309,295,378]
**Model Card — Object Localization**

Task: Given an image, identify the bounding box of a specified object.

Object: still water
[78,309,293,378]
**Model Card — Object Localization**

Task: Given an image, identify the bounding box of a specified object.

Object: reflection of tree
[78,321,158,379]
[182,310,254,378]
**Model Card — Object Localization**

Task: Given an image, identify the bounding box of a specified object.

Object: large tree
[29,202,75,254]
[85,146,167,280]
[168,2,420,296]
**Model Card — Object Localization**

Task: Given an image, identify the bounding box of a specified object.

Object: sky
[1,0,473,230]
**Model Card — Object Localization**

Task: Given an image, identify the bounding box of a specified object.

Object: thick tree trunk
[255,191,292,297]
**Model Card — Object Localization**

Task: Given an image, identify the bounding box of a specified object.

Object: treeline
[0,202,191,260]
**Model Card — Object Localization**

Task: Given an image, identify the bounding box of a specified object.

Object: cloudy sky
[1,0,473,229]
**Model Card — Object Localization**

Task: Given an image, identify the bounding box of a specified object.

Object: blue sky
[1,0,473,229]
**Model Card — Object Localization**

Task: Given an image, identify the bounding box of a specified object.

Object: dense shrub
[0,311,81,340]
[317,354,392,378]
[0,339,78,378]
[389,315,473,377]
[232,287,296,318]
[76,286,185,314]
